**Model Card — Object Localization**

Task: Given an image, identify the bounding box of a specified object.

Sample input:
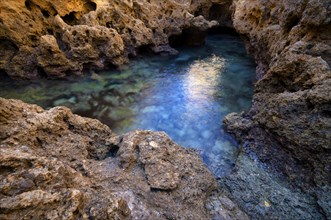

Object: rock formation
[0,0,225,79]
[223,0,331,218]
[0,0,330,219]
[228,0,331,188]
[0,98,218,219]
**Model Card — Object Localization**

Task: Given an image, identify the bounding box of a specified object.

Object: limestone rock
[220,153,324,219]
[226,0,331,187]
[37,35,77,77]
[222,0,331,218]
[0,97,217,219]
[0,0,220,79]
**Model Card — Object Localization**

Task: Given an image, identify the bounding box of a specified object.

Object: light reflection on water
[184,55,225,101]
[0,35,256,177]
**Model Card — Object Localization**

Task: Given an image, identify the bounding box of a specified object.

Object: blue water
[0,34,256,176]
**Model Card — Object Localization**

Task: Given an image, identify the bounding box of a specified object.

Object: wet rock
[219,1,331,219]
[53,96,76,106]
[219,153,324,220]
[206,191,250,220]
[107,107,134,121]
[0,97,217,219]
[316,186,331,218]
[224,0,331,204]
[223,112,254,141]
[151,44,179,56]
[103,95,120,106]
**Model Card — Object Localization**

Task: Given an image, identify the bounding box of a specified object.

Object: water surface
[0,35,256,176]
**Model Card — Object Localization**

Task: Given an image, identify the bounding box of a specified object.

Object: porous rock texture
[1,0,331,219]
[229,0,331,187]
[0,98,218,219]
[0,0,228,79]
[223,0,331,218]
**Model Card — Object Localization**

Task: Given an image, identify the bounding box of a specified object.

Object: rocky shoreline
[0,98,252,219]
[223,0,330,218]
[0,98,219,219]
[0,0,330,219]
[0,0,219,79]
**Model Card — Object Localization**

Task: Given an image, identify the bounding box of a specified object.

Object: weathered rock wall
[0,0,230,79]
[223,0,330,216]
[0,97,218,219]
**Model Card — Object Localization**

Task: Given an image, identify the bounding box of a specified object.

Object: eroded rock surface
[228,0,331,187]
[0,0,227,79]
[1,0,331,219]
[220,152,325,220]
[222,0,331,218]
[0,98,217,219]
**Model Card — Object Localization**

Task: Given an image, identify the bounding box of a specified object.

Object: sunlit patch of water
[0,34,256,177]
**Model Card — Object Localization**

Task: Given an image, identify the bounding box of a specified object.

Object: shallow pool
[0,34,256,176]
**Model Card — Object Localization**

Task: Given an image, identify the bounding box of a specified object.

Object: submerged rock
[0,97,218,219]
[220,153,324,220]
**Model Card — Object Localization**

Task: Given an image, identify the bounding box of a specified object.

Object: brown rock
[37,35,77,77]
[0,0,220,79]
[0,97,217,219]
[223,0,331,217]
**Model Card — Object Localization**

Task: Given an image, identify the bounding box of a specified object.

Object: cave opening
[169,28,207,48]
[61,12,79,26]
[0,70,11,81]
[84,1,97,11]
[284,14,301,32]
[106,145,120,158]
[209,3,224,20]
[194,7,205,17]
[41,9,50,18]
[0,39,19,77]
[55,34,68,53]
[37,67,48,78]
[168,2,238,49]
[133,44,156,57]
[169,26,239,49]
[0,39,19,52]
[25,0,33,11]
[208,26,239,35]
[209,3,232,20]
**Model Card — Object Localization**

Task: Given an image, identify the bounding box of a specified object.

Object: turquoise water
[0,35,256,176]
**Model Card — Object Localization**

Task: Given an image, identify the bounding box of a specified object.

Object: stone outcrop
[227,0,331,187]
[0,98,218,219]
[0,0,228,79]
[220,152,325,219]
[222,0,331,218]
[1,0,330,219]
